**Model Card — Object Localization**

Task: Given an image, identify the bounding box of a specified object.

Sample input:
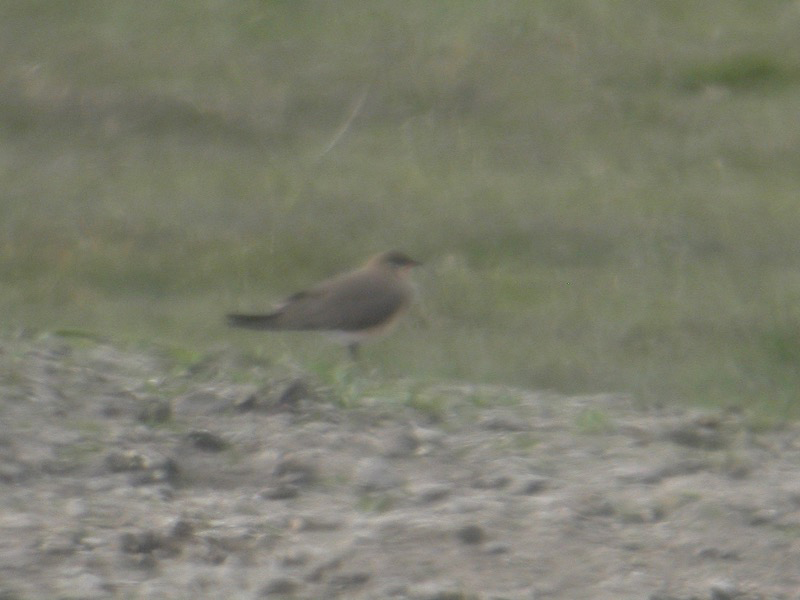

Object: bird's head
[368,250,422,275]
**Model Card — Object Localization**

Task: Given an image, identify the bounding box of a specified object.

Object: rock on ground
[1,336,799,599]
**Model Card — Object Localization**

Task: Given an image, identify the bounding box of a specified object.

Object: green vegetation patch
[2,1,800,421]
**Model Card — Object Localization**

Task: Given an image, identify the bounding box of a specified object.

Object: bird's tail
[226,313,281,330]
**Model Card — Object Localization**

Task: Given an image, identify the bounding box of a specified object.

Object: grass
[575,408,614,435]
[2,1,800,421]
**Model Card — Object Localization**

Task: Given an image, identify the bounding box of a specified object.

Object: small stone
[709,578,742,600]
[38,533,77,556]
[105,450,147,472]
[618,460,708,485]
[574,492,615,518]
[130,553,158,569]
[173,389,227,417]
[203,545,228,565]
[517,477,548,495]
[260,484,300,500]
[472,474,511,490]
[377,581,409,597]
[239,380,314,413]
[486,542,511,554]
[456,524,486,545]
[747,507,779,526]
[415,484,452,504]
[137,399,172,424]
[355,458,403,492]
[279,550,310,567]
[260,577,299,596]
[234,392,258,412]
[65,498,88,518]
[119,530,165,554]
[479,415,526,431]
[277,379,312,408]
[129,457,180,486]
[382,430,420,458]
[411,425,446,447]
[186,430,229,452]
[328,571,370,589]
[696,547,741,561]
[169,519,194,540]
[288,516,342,532]
[64,573,107,599]
[305,552,347,582]
[274,456,317,486]
[407,581,481,600]
[665,414,728,450]
[0,586,24,600]
[0,463,27,483]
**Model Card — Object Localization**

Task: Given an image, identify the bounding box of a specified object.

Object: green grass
[575,408,614,435]
[3,1,800,421]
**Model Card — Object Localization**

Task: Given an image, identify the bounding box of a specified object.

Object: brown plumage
[227,250,421,358]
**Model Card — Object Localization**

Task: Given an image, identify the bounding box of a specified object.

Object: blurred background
[2,1,800,421]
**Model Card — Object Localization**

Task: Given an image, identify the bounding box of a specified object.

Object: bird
[227,250,421,359]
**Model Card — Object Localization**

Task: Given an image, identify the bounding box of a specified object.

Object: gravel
[1,336,799,599]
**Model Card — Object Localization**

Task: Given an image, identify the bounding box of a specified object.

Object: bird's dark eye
[379,250,419,268]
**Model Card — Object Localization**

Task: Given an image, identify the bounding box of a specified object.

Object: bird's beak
[397,261,420,277]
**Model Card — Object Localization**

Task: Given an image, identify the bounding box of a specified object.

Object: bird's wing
[275,270,409,331]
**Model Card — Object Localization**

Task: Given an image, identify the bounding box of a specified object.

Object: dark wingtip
[381,250,422,267]
[226,313,278,330]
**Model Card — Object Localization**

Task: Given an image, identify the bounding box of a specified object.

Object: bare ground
[1,336,799,599]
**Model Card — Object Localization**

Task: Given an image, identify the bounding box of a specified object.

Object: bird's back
[273,268,412,332]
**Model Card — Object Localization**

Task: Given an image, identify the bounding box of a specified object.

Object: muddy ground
[1,335,799,599]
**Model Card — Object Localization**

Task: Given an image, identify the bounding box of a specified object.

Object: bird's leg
[347,342,360,360]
